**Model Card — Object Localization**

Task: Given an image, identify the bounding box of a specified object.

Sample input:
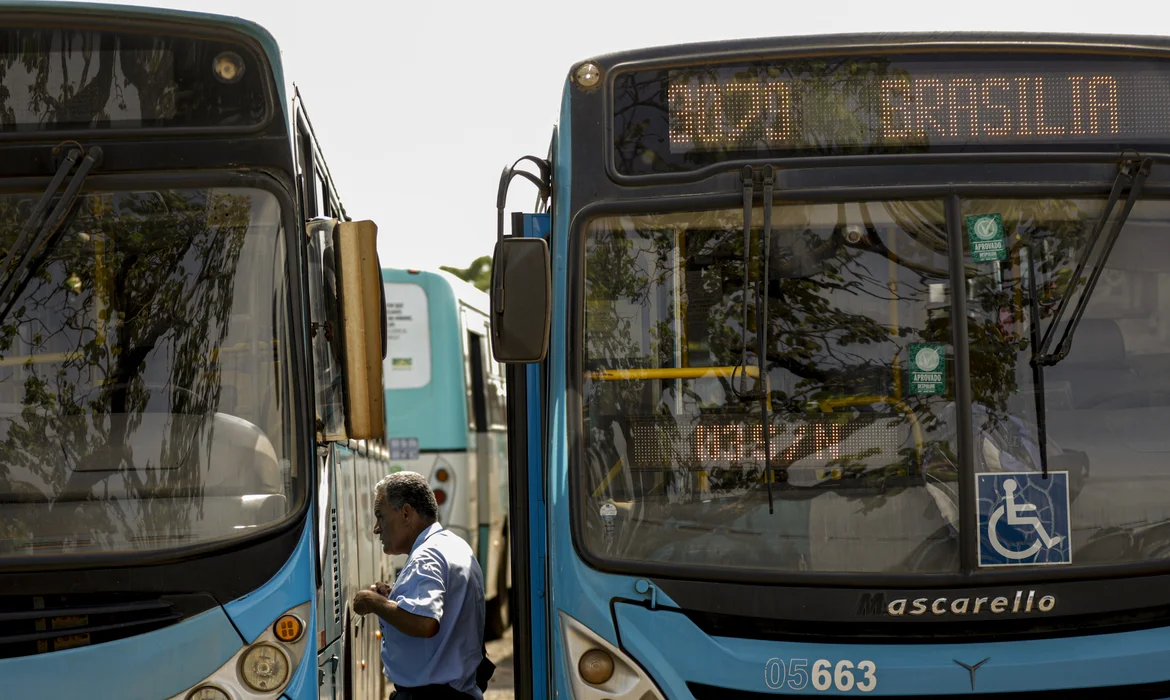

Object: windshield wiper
[1033,155,1152,367]
[0,148,80,282]
[735,166,757,400]
[0,145,102,321]
[758,166,775,514]
[733,166,777,514]
[1025,241,1050,477]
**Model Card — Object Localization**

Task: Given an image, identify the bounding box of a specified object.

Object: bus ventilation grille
[0,592,188,659]
[331,505,341,624]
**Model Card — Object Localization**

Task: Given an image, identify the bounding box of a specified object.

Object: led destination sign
[668,70,1147,151]
[627,415,903,471]
[611,55,1170,174]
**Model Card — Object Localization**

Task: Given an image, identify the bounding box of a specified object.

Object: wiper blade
[759,166,775,514]
[0,148,80,283]
[732,166,777,514]
[1025,241,1050,477]
[1033,155,1152,367]
[0,145,102,321]
[735,166,756,399]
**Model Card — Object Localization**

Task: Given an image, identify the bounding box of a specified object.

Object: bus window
[383,283,431,389]
[467,331,489,434]
[312,170,327,220]
[296,123,316,218]
[487,361,506,430]
[307,222,345,439]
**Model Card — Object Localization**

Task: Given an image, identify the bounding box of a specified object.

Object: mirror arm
[494,156,551,317]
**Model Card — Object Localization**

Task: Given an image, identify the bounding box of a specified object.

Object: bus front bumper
[613,602,1170,697]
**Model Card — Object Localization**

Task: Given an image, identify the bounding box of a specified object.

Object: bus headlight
[239,642,290,691]
[560,611,664,699]
[166,601,311,700]
[579,648,615,684]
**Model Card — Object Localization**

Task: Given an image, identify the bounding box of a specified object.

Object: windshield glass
[962,198,1170,569]
[0,187,297,558]
[579,198,1170,574]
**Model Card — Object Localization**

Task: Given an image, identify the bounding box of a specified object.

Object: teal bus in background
[382,268,512,639]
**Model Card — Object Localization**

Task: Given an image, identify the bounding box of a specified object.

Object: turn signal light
[435,468,450,483]
[273,614,304,643]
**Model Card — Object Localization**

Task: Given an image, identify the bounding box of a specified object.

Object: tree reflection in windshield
[582,198,1170,575]
[582,202,959,574]
[0,188,293,556]
[963,199,1170,567]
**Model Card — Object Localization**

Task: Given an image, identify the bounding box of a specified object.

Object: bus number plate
[765,658,877,693]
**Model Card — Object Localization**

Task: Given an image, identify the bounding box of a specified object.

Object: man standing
[352,471,489,700]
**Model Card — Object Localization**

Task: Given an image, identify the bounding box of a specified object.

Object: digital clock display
[611,54,1170,175]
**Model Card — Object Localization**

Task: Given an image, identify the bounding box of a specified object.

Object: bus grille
[0,593,186,659]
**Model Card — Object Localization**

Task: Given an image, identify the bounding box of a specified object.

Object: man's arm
[353,552,448,639]
[353,590,439,638]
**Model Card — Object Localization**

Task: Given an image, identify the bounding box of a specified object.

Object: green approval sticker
[966,213,1006,263]
[909,343,946,395]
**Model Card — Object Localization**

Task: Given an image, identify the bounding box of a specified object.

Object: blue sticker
[977,471,1071,567]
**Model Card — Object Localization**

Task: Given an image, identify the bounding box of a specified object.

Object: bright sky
[86,0,1170,272]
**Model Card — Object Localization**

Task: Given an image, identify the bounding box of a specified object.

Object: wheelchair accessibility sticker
[977,471,1071,567]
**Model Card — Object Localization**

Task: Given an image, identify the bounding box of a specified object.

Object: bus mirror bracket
[333,219,387,440]
[491,157,551,364]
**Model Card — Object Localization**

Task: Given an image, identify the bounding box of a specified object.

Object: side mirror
[334,219,386,440]
[490,236,550,363]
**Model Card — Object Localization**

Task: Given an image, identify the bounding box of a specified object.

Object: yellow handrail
[587,366,759,381]
[0,352,80,368]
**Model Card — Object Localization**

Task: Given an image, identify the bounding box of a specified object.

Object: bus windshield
[581,198,1170,575]
[0,187,296,558]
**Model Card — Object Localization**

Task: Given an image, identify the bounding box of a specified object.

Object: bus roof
[574,31,1170,73]
[0,0,288,108]
[382,268,491,317]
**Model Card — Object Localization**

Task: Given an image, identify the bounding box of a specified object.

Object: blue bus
[492,33,1170,698]
[381,267,512,640]
[0,4,391,700]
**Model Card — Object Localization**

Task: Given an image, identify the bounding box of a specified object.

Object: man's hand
[352,590,385,616]
[350,587,439,638]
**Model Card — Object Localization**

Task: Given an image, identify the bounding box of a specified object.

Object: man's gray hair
[374,471,439,521]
